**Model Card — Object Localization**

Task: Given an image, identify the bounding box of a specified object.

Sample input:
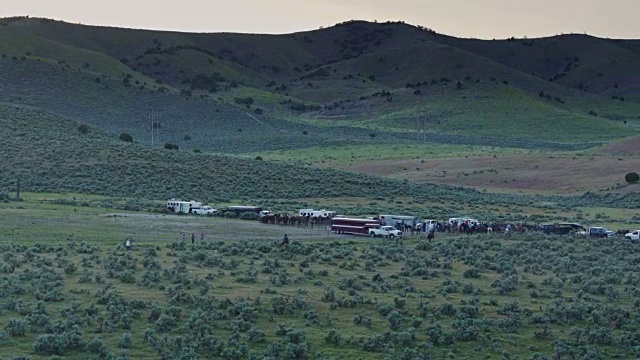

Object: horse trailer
[379,215,419,229]
[167,199,203,214]
[226,206,263,214]
[449,217,479,226]
[331,217,381,236]
[299,209,336,218]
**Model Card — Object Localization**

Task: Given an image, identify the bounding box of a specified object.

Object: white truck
[192,206,218,215]
[369,226,403,238]
[625,230,640,241]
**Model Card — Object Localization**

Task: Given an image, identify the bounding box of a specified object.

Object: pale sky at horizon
[2,0,639,39]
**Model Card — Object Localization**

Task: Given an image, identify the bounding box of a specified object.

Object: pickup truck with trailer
[369,226,403,238]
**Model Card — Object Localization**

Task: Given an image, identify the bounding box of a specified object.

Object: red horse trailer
[331,217,381,236]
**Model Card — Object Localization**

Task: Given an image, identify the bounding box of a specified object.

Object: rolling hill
[0,16,638,154]
[0,16,639,200]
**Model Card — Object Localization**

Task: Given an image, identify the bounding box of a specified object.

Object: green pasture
[248,143,537,165]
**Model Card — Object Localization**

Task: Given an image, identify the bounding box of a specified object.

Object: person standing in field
[125,238,131,251]
[191,233,195,244]
[279,234,289,247]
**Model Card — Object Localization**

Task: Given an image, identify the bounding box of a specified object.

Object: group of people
[125,232,291,251]
[179,232,206,244]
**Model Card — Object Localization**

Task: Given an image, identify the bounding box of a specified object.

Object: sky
[2,0,639,39]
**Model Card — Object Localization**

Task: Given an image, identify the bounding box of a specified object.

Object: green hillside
[0,17,638,155]
[1,102,638,214]
[0,16,639,201]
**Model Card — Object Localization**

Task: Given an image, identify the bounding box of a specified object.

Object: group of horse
[259,213,331,228]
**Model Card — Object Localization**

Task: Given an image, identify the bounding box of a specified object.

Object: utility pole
[150,111,161,146]
[16,175,21,200]
[416,114,427,143]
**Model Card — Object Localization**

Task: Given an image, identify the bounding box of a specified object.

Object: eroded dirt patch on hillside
[599,136,640,155]
[339,154,640,194]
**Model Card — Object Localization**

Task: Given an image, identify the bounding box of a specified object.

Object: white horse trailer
[167,199,202,214]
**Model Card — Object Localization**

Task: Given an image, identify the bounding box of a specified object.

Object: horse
[297,215,310,227]
[276,213,290,226]
[427,231,435,242]
[261,214,276,224]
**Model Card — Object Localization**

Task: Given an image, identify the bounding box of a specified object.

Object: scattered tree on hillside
[164,143,179,150]
[119,133,133,143]
[234,97,254,106]
[78,124,90,134]
[625,172,639,184]
[190,73,225,93]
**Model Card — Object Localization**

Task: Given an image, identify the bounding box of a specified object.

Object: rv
[166,199,202,214]
[331,217,381,236]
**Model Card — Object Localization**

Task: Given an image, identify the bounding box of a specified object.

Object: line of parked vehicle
[538,222,639,241]
[166,199,638,242]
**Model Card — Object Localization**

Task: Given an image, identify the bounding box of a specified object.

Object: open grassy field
[1,198,640,359]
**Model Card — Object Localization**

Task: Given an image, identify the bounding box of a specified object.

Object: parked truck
[192,206,218,215]
[369,225,403,238]
[625,230,640,241]
[331,217,381,236]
